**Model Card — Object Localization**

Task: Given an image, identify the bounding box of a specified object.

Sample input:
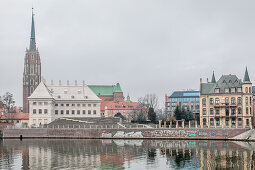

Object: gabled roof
[28,81,53,99]
[88,83,123,96]
[201,74,243,95]
[29,81,101,101]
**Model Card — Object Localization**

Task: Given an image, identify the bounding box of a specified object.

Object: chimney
[75,80,77,86]
[59,80,62,86]
[67,80,69,85]
[207,78,208,83]
[51,80,53,85]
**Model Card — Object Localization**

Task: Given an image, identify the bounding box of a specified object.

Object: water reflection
[0,139,255,170]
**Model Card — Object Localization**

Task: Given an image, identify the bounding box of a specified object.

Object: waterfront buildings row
[165,68,254,128]
[200,68,253,128]
[20,10,139,127]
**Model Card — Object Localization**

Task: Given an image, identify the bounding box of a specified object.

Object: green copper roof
[125,94,132,102]
[88,83,123,96]
[211,71,216,83]
[29,9,36,51]
[201,74,243,95]
[243,67,251,84]
[113,83,122,93]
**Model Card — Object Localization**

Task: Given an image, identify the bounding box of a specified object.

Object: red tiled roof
[101,101,139,111]
[0,113,29,120]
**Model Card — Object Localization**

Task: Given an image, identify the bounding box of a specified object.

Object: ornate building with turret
[199,68,253,128]
[23,10,41,113]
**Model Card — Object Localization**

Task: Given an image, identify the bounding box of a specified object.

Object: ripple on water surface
[0,139,255,170]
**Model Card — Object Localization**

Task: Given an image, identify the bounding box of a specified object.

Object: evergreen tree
[174,105,182,120]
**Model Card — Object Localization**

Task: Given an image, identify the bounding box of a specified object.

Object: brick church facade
[23,10,41,113]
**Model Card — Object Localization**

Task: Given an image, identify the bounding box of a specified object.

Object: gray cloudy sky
[1,0,255,107]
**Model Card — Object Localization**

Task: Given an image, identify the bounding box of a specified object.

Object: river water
[0,139,255,170]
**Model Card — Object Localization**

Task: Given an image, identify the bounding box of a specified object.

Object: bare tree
[2,92,15,113]
[138,94,158,110]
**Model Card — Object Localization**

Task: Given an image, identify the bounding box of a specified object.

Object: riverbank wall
[1,128,253,141]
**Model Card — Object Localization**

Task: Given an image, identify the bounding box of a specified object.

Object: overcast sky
[1,0,255,107]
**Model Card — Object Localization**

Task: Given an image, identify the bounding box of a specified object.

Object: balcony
[214,103,237,107]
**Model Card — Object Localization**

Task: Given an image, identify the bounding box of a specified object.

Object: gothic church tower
[23,10,41,113]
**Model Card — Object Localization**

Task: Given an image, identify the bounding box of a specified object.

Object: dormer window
[237,87,242,93]
[231,88,235,93]
[214,88,220,93]
[57,95,61,99]
[225,88,229,93]
[71,95,75,99]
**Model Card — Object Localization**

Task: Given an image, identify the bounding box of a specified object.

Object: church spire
[211,71,216,83]
[29,8,36,51]
[243,66,251,84]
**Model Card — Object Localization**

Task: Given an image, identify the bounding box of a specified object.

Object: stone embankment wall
[2,128,250,140]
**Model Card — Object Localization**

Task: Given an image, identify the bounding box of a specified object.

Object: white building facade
[28,80,101,127]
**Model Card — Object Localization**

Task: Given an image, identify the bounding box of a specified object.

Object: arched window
[202,98,206,106]
[215,98,220,104]
[246,97,248,105]
[203,118,207,126]
[245,87,248,93]
[225,97,229,104]
[249,87,251,93]
[231,97,235,104]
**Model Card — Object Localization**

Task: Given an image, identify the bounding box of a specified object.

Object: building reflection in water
[0,139,255,169]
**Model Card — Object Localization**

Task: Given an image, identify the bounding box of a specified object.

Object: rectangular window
[72,104,75,107]
[88,104,91,107]
[55,104,58,106]
[215,108,220,115]
[231,88,236,93]
[66,104,69,106]
[72,110,75,114]
[33,109,36,114]
[44,102,48,105]
[66,110,69,114]
[246,107,249,114]
[33,102,37,105]
[93,104,97,107]
[209,98,213,105]
[77,110,80,114]
[55,110,58,115]
[88,110,91,114]
[210,108,214,115]
[61,110,64,115]
[39,109,42,114]
[231,108,236,115]
[83,110,86,114]
[39,102,42,105]
[82,104,86,107]
[61,104,64,106]
[93,110,96,114]
[44,109,47,114]
[202,108,206,115]
[77,104,80,107]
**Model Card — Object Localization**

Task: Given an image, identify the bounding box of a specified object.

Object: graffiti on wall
[198,132,207,137]
[113,131,143,138]
[143,130,197,138]
[101,131,112,138]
